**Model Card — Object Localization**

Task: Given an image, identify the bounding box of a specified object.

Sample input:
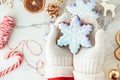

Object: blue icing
[57,15,93,54]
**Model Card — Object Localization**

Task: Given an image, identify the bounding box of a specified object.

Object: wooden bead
[114,48,120,61]
[108,69,120,80]
[116,31,120,46]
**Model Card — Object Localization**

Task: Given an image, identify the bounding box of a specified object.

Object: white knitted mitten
[73,17,106,80]
[45,13,73,78]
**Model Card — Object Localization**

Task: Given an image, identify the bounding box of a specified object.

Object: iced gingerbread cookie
[57,15,93,54]
[66,0,99,19]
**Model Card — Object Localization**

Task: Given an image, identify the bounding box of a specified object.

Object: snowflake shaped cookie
[57,15,93,54]
[66,0,99,19]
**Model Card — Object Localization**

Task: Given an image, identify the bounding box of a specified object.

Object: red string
[7,40,44,76]
[36,60,45,76]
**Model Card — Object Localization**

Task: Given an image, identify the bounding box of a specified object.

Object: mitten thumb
[94,29,104,48]
[47,12,71,46]
[47,22,58,46]
[55,12,71,26]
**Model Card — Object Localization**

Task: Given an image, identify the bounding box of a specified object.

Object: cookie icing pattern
[57,15,93,54]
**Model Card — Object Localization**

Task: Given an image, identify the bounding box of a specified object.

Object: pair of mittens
[114,31,120,60]
[0,16,15,49]
[57,15,93,54]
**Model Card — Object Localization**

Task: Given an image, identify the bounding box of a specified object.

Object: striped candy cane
[0,51,24,77]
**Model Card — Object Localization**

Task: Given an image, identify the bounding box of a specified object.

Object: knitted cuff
[74,58,103,74]
[48,77,74,80]
[45,66,73,78]
[46,56,72,66]
[73,71,106,80]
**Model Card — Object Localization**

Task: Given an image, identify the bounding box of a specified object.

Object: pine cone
[46,3,60,19]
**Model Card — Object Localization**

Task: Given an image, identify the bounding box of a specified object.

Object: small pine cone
[46,3,60,19]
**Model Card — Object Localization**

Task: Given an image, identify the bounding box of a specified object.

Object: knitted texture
[73,29,106,80]
[45,13,73,78]
[73,71,106,80]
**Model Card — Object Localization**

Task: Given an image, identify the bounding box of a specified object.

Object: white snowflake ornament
[57,15,93,54]
[66,0,99,19]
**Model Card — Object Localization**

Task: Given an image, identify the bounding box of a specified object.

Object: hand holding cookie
[45,13,73,78]
[57,15,94,54]
[73,17,105,80]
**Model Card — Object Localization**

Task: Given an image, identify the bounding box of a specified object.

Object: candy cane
[0,51,24,77]
[0,16,15,49]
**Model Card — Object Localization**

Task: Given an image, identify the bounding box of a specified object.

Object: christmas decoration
[57,15,93,54]
[66,0,99,19]
[100,0,116,18]
[24,0,45,13]
[0,51,24,77]
[46,3,60,19]
[0,0,13,8]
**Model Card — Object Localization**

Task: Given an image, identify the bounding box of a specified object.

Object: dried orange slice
[24,0,45,13]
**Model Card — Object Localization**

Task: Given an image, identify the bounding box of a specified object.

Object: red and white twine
[0,15,44,77]
[0,16,15,49]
